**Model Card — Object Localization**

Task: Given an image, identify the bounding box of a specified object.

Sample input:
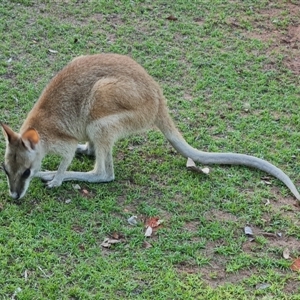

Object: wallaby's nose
[10,191,20,200]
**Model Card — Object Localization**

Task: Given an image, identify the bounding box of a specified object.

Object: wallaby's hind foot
[53,171,114,183]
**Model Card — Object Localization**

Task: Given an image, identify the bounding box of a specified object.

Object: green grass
[1,0,300,299]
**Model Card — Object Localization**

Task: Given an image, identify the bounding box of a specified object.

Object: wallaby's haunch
[1,54,299,201]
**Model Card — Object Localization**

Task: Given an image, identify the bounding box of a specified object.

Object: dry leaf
[256,283,270,290]
[142,241,152,249]
[73,184,81,190]
[201,167,210,174]
[145,217,160,228]
[110,232,124,240]
[290,258,300,271]
[82,189,89,195]
[244,226,253,236]
[186,157,197,168]
[111,232,121,240]
[186,158,210,175]
[262,180,272,185]
[128,215,138,226]
[101,238,121,248]
[48,49,58,54]
[145,226,153,237]
[166,15,178,21]
[283,248,290,259]
[24,270,28,281]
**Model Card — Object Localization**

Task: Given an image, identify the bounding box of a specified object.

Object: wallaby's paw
[39,172,56,182]
[46,178,63,188]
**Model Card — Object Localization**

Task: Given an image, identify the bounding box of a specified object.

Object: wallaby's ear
[1,123,19,144]
[21,128,40,150]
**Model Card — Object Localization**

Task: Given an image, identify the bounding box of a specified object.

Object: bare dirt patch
[230,3,300,74]
[204,208,239,223]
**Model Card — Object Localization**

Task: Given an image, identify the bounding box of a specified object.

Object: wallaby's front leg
[39,151,76,187]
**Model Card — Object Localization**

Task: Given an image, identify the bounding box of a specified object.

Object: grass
[1,0,300,299]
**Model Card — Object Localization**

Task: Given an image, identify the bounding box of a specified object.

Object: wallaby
[1,54,299,201]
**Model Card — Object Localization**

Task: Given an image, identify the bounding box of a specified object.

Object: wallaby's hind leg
[76,142,95,156]
[50,142,115,183]
[40,122,116,184]
[39,142,114,184]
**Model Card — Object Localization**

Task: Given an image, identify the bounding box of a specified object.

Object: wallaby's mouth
[10,191,21,200]
[9,186,27,200]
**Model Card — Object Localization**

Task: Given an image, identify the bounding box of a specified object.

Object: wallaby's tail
[155,103,300,201]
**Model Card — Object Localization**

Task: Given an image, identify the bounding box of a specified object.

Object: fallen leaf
[145,217,160,228]
[111,232,124,240]
[24,270,28,281]
[186,158,210,175]
[256,283,270,290]
[244,226,253,236]
[48,49,58,54]
[107,239,120,244]
[82,189,89,195]
[291,258,300,271]
[166,15,178,21]
[73,184,81,190]
[101,240,111,248]
[101,238,121,248]
[128,215,138,226]
[201,167,210,174]
[262,180,272,185]
[145,226,153,237]
[283,248,290,259]
[142,241,152,249]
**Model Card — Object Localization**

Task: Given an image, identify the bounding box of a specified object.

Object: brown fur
[1,54,299,200]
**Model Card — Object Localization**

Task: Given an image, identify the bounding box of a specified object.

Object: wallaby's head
[1,124,42,200]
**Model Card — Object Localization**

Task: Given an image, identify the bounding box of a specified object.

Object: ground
[0,1,300,299]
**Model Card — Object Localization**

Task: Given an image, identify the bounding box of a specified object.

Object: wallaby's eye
[22,168,31,179]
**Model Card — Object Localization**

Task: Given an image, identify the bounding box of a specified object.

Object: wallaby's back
[21,54,163,141]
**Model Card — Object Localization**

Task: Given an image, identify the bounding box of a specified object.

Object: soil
[245,3,300,75]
